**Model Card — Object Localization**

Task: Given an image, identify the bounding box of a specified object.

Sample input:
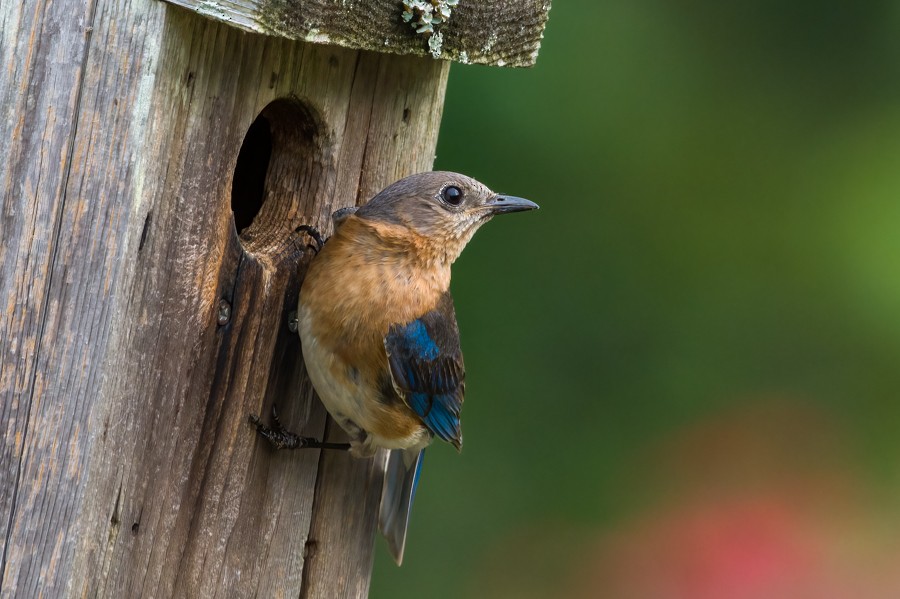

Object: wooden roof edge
[164,0,552,67]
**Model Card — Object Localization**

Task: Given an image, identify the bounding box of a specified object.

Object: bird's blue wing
[384,292,465,448]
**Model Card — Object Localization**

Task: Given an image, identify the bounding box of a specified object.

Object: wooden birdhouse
[0,1,550,596]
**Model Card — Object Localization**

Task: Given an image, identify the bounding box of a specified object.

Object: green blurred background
[373,2,900,597]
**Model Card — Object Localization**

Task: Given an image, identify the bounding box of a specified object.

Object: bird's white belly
[297,307,367,430]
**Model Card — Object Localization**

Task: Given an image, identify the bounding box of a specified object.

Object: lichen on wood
[161,0,552,67]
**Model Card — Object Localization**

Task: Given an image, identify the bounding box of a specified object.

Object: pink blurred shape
[571,401,900,599]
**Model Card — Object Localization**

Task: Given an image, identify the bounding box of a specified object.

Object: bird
[251,171,538,564]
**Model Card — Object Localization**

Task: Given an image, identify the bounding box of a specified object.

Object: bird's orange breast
[298,215,451,443]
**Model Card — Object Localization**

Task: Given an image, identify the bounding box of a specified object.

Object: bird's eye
[441,185,464,206]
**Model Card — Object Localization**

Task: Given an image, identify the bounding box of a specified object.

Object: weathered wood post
[0,1,549,596]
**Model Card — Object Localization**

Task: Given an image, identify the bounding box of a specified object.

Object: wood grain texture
[0,0,449,596]
[161,0,552,67]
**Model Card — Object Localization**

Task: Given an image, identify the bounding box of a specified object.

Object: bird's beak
[486,194,540,214]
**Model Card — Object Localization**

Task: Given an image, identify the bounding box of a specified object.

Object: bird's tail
[378,447,424,565]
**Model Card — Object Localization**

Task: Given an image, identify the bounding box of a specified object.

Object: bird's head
[353,171,538,264]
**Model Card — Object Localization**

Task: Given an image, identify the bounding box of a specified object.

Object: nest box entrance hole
[232,116,271,234]
[231,98,329,257]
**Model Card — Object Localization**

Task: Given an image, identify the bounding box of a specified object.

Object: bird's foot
[249,405,350,451]
[295,225,326,255]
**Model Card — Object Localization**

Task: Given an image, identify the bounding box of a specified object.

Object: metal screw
[217,299,232,326]
[287,311,298,333]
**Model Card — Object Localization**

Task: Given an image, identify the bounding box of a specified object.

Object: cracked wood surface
[0,1,448,596]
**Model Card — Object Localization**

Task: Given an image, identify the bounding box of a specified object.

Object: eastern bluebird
[251,171,538,564]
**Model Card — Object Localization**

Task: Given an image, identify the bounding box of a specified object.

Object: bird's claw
[250,406,306,450]
[249,405,350,451]
[295,225,325,255]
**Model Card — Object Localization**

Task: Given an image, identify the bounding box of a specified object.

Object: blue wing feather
[384,292,465,448]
